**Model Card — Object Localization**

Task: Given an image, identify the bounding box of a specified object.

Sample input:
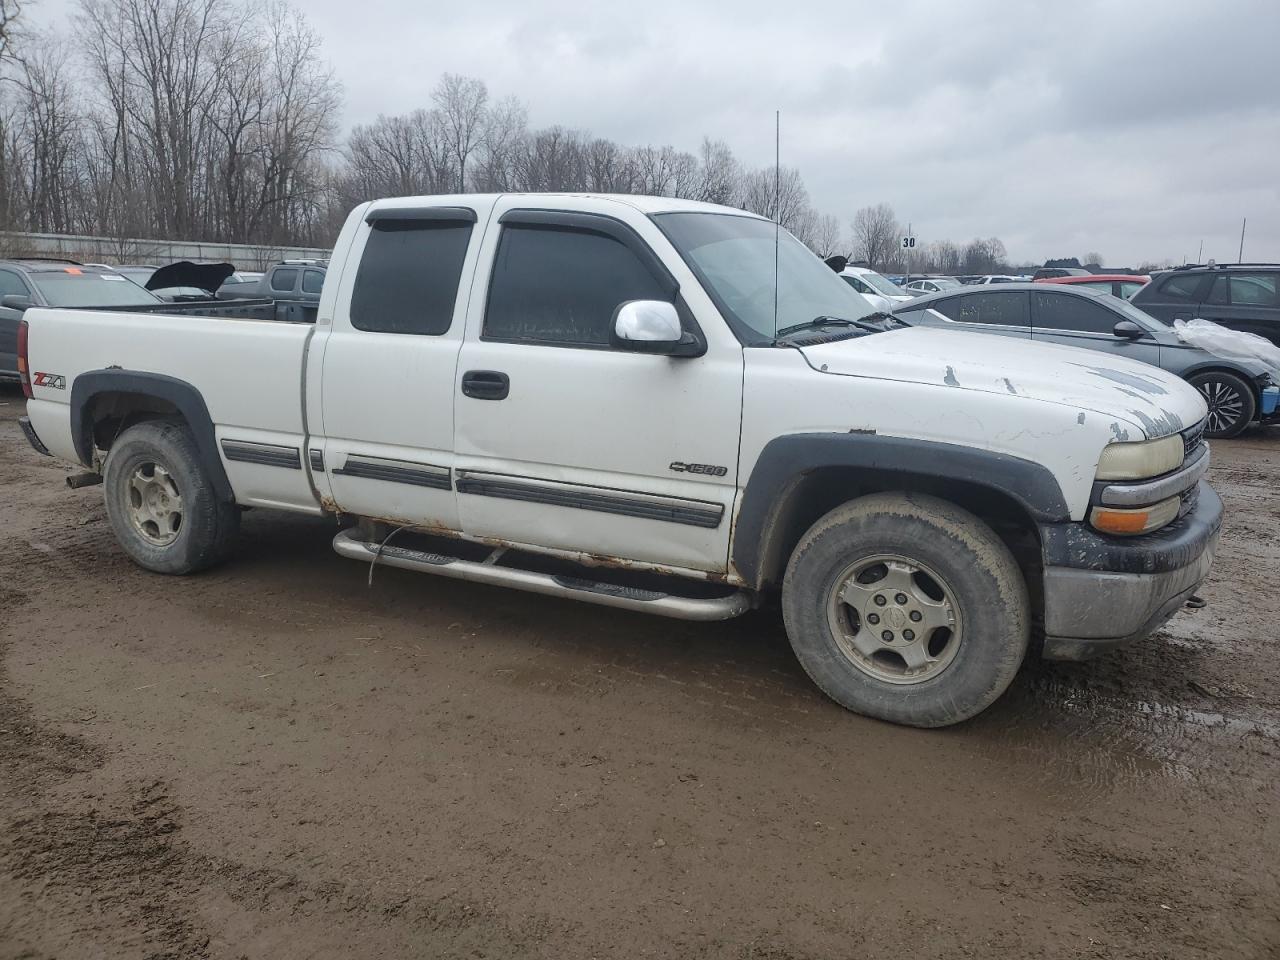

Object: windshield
[854,270,906,298]
[654,212,877,344]
[31,272,163,308]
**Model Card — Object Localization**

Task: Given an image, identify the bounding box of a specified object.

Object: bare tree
[809,213,843,257]
[696,137,739,205]
[1082,250,1104,269]
[851,203,900,270]
[0,0,24,64]
[433,73,486,192]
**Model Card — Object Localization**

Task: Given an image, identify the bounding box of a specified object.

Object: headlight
[1090,496,1181,536]
[1095,435,1182,481]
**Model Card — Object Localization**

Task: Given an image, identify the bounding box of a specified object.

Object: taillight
[17,319,31,398]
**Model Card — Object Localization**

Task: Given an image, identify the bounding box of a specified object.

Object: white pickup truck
[18,194,1221,727]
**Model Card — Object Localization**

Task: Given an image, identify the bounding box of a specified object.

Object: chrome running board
[332,528,751,621]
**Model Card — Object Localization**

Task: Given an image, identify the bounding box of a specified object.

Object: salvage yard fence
[0,231,331,270]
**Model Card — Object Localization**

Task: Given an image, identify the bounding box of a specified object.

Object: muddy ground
[0,383,1277,960]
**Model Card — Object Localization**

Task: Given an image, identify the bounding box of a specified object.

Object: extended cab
[18,194,1222,727]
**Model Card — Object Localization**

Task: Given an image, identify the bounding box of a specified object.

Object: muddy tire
[1187,371,1255,439]
[102,419,239,574]
[781,492,1028,728]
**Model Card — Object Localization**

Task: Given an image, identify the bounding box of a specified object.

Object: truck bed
[96,298,317,324]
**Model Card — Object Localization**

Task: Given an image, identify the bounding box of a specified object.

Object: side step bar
[332,529,752,622]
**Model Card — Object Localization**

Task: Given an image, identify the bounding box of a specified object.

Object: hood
[800,327,1207,439]
[146,261,235,294]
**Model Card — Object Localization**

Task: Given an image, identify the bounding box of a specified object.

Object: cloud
[40,0,1280,264]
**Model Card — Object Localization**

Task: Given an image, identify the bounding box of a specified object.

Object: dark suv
[1132,263,1280,347]
[0,259,163,380]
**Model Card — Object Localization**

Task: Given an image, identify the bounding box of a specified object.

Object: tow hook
[66,472,103,489]
[1184,595,1207,610]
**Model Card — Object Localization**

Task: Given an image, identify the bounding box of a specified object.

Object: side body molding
[731,432,1071,589]
[69,369,233,501]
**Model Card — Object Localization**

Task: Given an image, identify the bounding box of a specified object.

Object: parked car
[902,277,963,295]
[216,260,327,302]
[1032,267,1091,281]
[838,265,914,310]
[19,193,1219,728]
[0,259,167,380]
[1037,274,1150,299]
[971,275,1021,285]
[893,283,1278,438]
[113,261,236,302]
[1131,264,1280,348]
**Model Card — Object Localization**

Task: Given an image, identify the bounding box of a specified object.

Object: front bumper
[19,415,51,456]
[1038,482,1222,661]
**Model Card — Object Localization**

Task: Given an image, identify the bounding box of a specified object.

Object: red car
[1034,274,1150,299]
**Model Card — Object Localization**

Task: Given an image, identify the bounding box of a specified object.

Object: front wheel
[782,492,1029,728]
[103,419,240,574]
[1188,371,1255,439]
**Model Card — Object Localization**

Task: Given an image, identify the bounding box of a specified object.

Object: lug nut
[874,595,887,606]
[909,610,922,622]
[867,613,880,625]
[895,593,908,605]
[881,630,894,642]
[903,629,915,641]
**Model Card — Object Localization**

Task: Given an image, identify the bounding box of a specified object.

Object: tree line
[0,0,1064,274]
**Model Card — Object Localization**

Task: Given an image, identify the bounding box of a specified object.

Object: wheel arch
[69,369,233,501]
[731,434,1069,594]
[1181,363,1264,401]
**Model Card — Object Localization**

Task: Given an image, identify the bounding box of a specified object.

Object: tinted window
[1228,273,1278,307]
[933,292,1029,326]
[0,270,30,298]
[1033,292,1119,334]
[843,276,872,295]
[350,220,473,335]
[28,272,162,307]
[302,269,325,294]
[1118,281,1145,299]
[484,225,670,347]
[1207,275,1230,306]
[1159,273,1206,301]
[269,268,298,292]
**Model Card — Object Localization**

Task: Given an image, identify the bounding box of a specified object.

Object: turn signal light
[1089,496,1180,536]
[16,320,31,398]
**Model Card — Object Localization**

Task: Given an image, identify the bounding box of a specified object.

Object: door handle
[461,370,510,400]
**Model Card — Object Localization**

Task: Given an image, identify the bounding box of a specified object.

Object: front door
[452,202,744,574]
[1030,291,1162,366]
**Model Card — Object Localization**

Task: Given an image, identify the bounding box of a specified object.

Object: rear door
[1030,291,1161,366]
[1134,272,1211,325]
[0,268,33,375]
[1199,272,1280,344]
[317,202,489,529]
[452,201,744,574]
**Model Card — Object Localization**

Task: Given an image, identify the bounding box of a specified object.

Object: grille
[1182,420,1206,461]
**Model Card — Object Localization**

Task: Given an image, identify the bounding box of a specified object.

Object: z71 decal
[669,461,727,477]
[33,372,66,390]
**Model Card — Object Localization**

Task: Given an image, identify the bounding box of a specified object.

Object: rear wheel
[103,420,239,574]
[1188,371,1255,439]
[781,492,1029,728]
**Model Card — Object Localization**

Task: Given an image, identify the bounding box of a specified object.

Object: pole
[1197,240,1203,263]
[772,111,780,337]
[1238,218,1246,262]
[904,222,911,286]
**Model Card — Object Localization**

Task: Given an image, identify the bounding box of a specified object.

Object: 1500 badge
[669,461,727,477]
[33,372,66,390]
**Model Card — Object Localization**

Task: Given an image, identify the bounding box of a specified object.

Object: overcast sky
[43,0,1280,265]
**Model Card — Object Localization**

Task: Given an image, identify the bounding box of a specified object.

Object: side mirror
[610,300,703,357]
[1113,319,1145,340]
[1,294,32,312]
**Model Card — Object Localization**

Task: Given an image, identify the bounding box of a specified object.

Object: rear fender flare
[69,369,233,501]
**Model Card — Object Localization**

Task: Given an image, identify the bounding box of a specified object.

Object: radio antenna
[772,109,780,337]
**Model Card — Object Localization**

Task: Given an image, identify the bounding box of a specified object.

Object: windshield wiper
[775,315,888,339]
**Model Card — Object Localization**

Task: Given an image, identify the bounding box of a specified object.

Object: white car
[18,193,1220,728]
[971,275,1021,285]
[838,265,913,312]
[903,277,964,295]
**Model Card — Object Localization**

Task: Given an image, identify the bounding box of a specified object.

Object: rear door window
[1032,292,1118,334]
[350,219,473,335]
[1227,273,1278,307]
[933,292,1029,327]
[270,268,298,293]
